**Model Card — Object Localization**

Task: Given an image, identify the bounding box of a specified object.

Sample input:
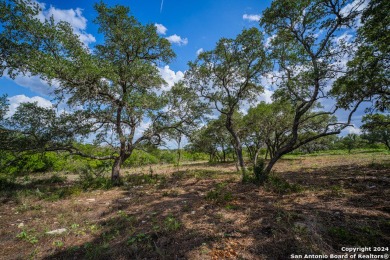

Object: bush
[205,182,233,204]
[253,159,267,184]
[123,150,159,167]
[242,159,267,184]
[78,165,114,190]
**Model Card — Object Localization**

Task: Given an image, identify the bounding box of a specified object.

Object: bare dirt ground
[0,152,389,259]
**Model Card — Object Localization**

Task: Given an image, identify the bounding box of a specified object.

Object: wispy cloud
[166,34,188,46]
[243,14,261,22]
[160,0,164,13]
[3,72,58,96]
[155,23,167,35]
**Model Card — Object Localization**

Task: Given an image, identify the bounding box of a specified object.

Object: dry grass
[0,151,389,259]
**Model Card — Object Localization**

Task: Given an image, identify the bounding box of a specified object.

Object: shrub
[205,182,233,204]
[163,214,181,232]
[265,175,303,194]
[123,150,159,167]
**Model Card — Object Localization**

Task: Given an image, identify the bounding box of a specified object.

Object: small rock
[18,223,24,229]
[46,228,67,235]
[191,211,196,214]
[86,199,96,202]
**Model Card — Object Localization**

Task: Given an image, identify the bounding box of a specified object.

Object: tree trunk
[111,156,123,183]
[263,155,279,177]
[236,146,246,174]
[221,144,226,162]
[225,120,246,176]
[177,136,181,166]
[254,148,260,166]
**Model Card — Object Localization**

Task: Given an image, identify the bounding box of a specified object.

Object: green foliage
[205,182,233,204]
[265,175,303,194]
[1,152,55,175]
[328,225,383,246]
[163,214,181,232]
[123,150,159,167]
[123,173,160,186]
[16,230,38,244]
[341,134,362,153]
[79,170,114,190]
[361,114,390,150]
[253,159,267,184]
[329,185,345,198]
[332,0,389,112]
[127,233,151,246]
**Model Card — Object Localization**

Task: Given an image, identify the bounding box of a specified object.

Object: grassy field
[0,150,389,259]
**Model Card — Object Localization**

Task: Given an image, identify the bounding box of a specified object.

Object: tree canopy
[186,27,270,177]
[0,1,205,181]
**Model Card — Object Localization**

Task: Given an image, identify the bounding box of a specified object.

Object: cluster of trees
[0,0,388,183]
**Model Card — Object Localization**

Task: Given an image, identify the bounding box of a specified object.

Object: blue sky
[1,0,271,103]
[1,0,367,136]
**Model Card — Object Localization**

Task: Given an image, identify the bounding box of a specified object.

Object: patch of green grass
[162,189,179,197]
[205,182,233,205]
[127,233,151,246]
[42,186,83,201]
[224,204,238,210]
[53,240,64,247]
[329,185,346,197]
[368,161,390,170]
[80,176,114,190]
[84,242,110,260]
[163,214,181,232]
[117,210,136,224]
[328,227,356,245]
[16,202,43,213]
[124,173,160,186]
[265,175,304,194]
[16,230,38,244]
[30,174,67,185]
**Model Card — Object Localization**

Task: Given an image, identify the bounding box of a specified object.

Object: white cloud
[345,125,362,135]
[260,88,273,104]
[166,34,188,46]
[7,95,52,117]
[155,23,167,35]
[265,34,277,48]
[158,65,184,90]
[3,72,58,96]
[340,0,369,27]
[243,14,261,22]
[196,48,204,56]
[35,1,95,45]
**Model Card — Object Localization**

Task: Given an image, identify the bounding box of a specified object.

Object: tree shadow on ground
[43,162,389,259]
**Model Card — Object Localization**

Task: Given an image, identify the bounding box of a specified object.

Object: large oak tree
[0,1,200,181]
